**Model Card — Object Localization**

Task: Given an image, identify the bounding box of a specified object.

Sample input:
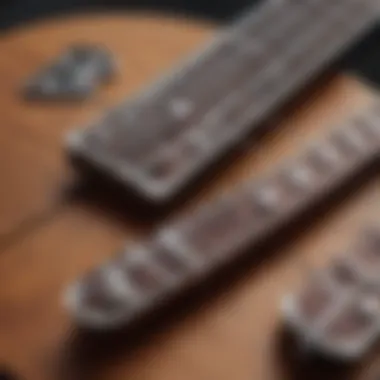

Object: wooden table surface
[0,12,379,380]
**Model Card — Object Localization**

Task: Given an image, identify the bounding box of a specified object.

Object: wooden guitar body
[0,11,379,380]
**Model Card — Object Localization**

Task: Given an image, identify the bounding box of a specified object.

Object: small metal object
[23,44,116,101]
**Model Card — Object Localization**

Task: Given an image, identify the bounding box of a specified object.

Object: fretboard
[67,0,380,205]
[65,102,380,330]
[283,227,380,361]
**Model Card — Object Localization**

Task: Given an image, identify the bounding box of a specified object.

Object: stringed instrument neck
[68,0,380,205]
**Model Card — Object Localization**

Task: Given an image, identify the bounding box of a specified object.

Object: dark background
[0,0,260,29]
[0,0,380,86]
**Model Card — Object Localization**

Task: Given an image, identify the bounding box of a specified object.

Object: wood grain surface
[0,12,379,380]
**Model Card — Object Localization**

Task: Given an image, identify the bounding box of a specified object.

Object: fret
[332,126,368,157]
[307,142,344,174]
[152,241,190,276]
[283,227,380,361]
[155,228,202,270]
[68,0,379,205]
[65,103,380,330]
[282,163,316,192]
[67,263,142,327]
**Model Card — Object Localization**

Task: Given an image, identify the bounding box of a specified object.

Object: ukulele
[0,3,379,380]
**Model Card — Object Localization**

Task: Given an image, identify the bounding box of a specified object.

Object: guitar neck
[66,102,380,330]
[68,0,380,206]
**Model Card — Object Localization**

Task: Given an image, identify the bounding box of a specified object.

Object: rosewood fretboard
[67,0,380,205]
[65,101,380,330]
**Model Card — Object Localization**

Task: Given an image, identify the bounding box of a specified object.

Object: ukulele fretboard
[65,102,380,329]
[67,0,380,205]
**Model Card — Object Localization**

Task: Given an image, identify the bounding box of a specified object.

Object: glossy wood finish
[0,12,379,380]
